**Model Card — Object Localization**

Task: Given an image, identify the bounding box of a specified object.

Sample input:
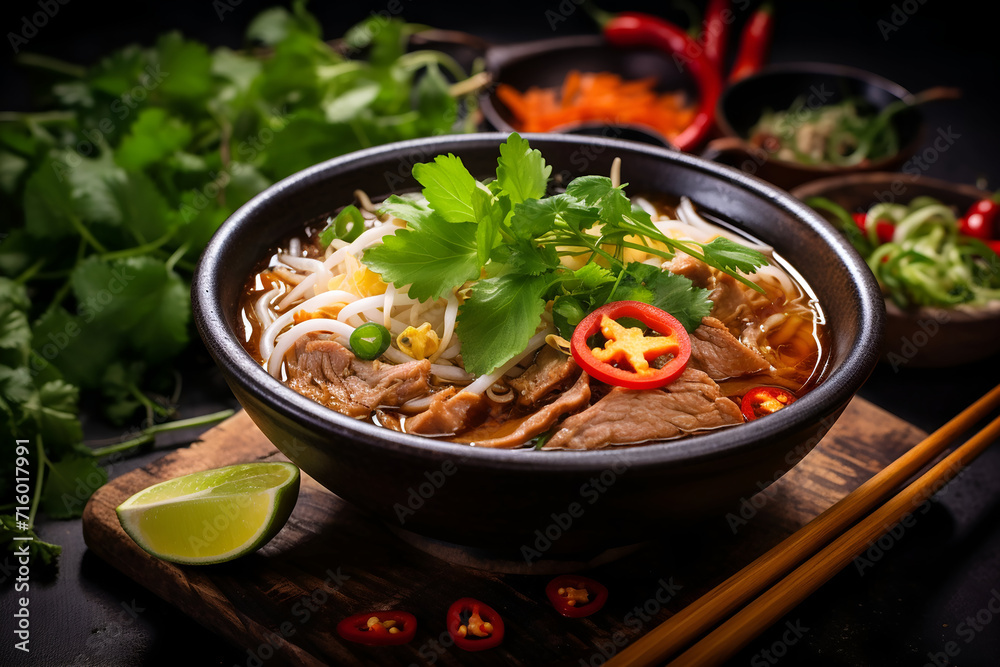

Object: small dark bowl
[705,62,925,190]
[192,133,884,558]
[479,34,689,149]
[792,172,1000,368]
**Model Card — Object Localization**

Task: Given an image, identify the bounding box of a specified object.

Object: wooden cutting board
[82,397,927,666]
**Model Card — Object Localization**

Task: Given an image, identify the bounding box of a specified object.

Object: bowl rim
[713,61,921,174]
[192,132,884,474]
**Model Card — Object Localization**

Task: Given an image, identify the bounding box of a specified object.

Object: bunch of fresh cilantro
[363,133,769,377]
[0,0,476,569]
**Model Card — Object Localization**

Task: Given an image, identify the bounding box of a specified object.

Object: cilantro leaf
[151,32,214,103]
[362,215,479,301]
[565,175,616,205]
[115,108,193,171]
[0,278,31,368]
[509,194,599,239]
[456,274,549,376]
[496,132,551,204]
[23,154,77,240]
[614,263,713,333]
[507,239,561,276]
[412,154,478,223]
[699,237,770,276]
[415,63,457,135]
[471,188,507,266]
[22,381,84,459]
[70,256,190,364]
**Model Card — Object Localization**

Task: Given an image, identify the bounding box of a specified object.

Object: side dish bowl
[792,172,1000,368]
[479,34,688,149]
[192,133,884,557]
[705,62,926,190]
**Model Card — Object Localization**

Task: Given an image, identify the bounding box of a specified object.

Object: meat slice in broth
[404,388,487,436]
[543,368,743,450]
[287,335,432,417]
[509,345,580,405]
[689,317,771,380]
[465,371,592,449]
[665,255,757,335]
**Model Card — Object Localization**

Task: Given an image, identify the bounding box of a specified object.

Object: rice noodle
[260,290,358,359]
[337,295,387,326]
[288,237,301,257]
[253,288,281,328]
[322,223,400,270]
[428,291,459,363]
[275,272,321,311]
[278,255,326,273]
[382,284,396,330]
[266,318,356,378]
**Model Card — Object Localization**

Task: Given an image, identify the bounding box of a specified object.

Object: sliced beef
[508,345,579,406]
[467,372,592,449]
[689,316,770,380]
[404,387,487,436]
[285,335,432,417]
[666,254,755,334]
[543,368,743,450]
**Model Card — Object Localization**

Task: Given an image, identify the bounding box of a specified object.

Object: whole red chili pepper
[729,2,774,83]
[596,10,723,152]
[958,193,1000,240]
[702,0,732,74]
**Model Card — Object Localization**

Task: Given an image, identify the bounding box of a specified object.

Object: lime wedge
[116,461,300,565]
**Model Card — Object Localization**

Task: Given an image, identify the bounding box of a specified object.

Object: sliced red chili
[546,575,609,618]
[336,610,417,646]
[446,598,504,652]
[741,386,796,421]
[570,301,691,390]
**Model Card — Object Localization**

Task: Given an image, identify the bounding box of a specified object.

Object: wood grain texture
[82,397,926,667]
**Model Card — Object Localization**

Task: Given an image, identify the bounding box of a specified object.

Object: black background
[2,1,1000,666]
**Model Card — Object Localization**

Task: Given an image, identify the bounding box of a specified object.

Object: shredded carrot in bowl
[496,70,696,141]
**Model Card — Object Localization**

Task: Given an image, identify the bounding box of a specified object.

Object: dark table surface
[2,1,999,665]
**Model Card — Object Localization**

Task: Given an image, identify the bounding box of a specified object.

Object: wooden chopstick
[670,412,1000,666]
[607,384,1000,667]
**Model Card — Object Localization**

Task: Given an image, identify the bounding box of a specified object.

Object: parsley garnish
[362,134,769,376]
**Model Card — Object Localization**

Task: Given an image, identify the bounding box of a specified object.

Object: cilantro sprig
[363,134,769,376]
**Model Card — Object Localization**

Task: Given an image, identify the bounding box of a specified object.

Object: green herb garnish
[364,134,769,376]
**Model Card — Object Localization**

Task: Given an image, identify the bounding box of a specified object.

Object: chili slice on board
[336,610,417,646]
[446,598,504,651]
[546,575,609,618]
[570,301,691,390]
[741,386,796,421]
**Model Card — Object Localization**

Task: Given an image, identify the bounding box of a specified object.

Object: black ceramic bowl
[192,133,883,558]
[705,62,926,190]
